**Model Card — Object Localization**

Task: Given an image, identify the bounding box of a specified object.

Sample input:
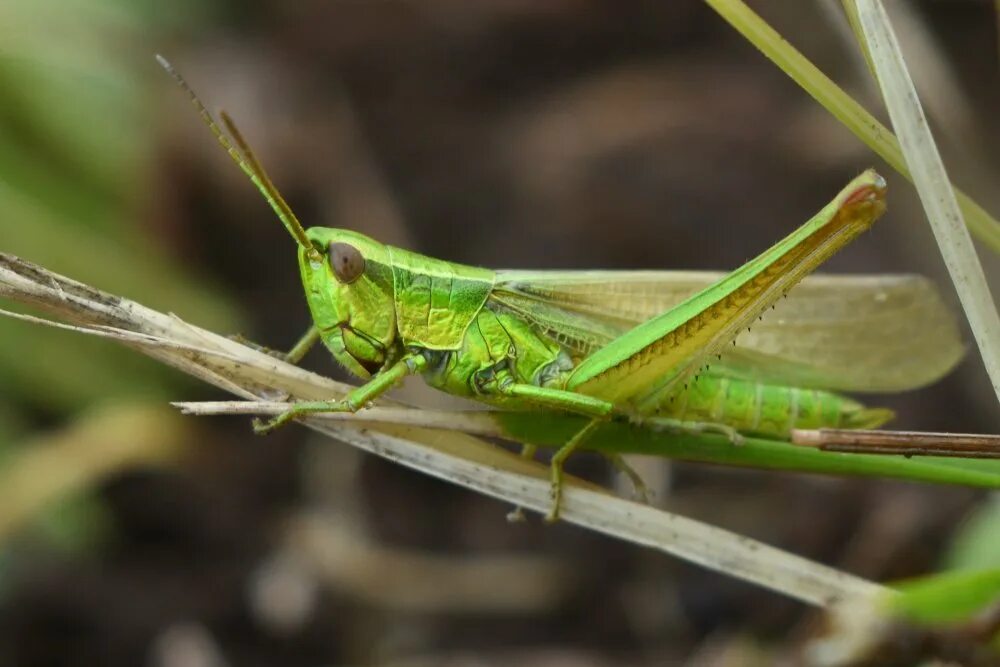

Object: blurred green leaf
[0,0,240,412]
[890,568,1000,625]
[946,496,1000,572]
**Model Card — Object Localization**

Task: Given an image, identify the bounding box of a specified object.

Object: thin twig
[173,401,504,437]
[793,429,1000,459]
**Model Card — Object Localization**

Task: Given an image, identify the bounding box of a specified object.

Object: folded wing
[490,270,962,393]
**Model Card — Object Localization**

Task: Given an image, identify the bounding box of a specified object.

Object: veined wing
[507,173,891,406]
[491,269,963,393]
[490,269,963,392]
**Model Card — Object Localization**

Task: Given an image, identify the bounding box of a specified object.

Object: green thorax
[420,305,571,401]
[297,227,498,379]
[385,245,495,349]
[380,246,569,400]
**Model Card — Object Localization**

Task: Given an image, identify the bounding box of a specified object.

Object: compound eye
[329,242,365,283]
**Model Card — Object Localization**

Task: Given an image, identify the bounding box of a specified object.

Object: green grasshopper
[160,58,961,519]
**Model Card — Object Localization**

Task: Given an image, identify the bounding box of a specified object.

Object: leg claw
[604,452,652,504]
[252,413,289,435]
[252,404,319,434]
[544,483,564,524]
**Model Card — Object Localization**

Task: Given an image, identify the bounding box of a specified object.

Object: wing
[490,269,963,393]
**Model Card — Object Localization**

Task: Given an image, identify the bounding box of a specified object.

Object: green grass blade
[703,0,1000,255]
[493,412,1000,489]
[945,495,1000,572]
[890,568,1000,625]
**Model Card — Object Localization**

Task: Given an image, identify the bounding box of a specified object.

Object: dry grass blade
[174,401,505,436]
[0,251,884,607]
[852,0,1000,404]
[838,0,977,149]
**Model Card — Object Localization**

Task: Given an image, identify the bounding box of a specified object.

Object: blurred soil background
[0,1,997,665]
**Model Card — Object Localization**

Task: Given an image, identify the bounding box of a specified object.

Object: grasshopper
[160,58,961,520]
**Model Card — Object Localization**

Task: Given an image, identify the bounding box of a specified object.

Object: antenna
[155,54,322,263]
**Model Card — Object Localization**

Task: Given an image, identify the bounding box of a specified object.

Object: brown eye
[329,242,365,283]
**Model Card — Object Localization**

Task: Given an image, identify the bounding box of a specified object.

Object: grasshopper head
[299,228,398,379]
[154,59,399,379]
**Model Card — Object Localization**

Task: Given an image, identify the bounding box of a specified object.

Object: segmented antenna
[218,110,300,239]
[155,54,322,262]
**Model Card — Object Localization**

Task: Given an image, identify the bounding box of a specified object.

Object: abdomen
[656,374,893,438]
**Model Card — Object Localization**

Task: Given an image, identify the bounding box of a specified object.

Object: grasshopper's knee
[253,413,291,435]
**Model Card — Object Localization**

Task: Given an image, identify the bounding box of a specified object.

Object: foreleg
[253,353,426,434]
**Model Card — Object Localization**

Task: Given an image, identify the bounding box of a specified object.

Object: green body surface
[296,172,910,440]
[161,61,965,520]
[654,375,888,435]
